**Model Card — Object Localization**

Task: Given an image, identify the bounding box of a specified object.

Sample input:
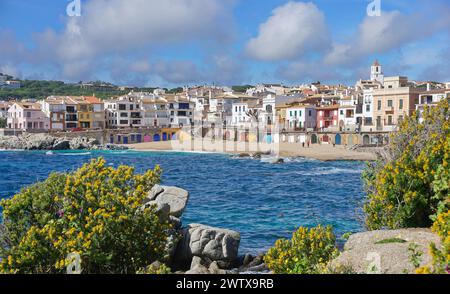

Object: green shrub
[417,210,450,274]
[264,225,338,274]
[0,157,170,274]
[363,99,450,230]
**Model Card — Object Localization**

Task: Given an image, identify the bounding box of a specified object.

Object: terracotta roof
[83,96,102,104]
[373,59,380,66]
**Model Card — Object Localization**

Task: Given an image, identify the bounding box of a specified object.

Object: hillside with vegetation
[0,77,166,100]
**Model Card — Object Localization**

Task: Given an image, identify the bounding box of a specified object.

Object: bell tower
[370,59,384,83]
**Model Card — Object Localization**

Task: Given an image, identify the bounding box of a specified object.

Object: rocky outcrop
[144,185,189,218]
[175,224,241,269]
[329,228,441,274]
[142,185,242,273]
[0,134,126,151]
[69,137,100,150]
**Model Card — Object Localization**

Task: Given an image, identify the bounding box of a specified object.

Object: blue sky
[0,0,449,87]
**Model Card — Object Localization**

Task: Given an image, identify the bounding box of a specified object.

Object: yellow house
[71,96,105,129]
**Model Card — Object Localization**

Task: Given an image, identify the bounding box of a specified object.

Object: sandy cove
[126,139,377,162]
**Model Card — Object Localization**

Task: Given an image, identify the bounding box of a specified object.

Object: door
[335,134,342,145]
[348,134,353,146]
[162,133,168,141]
[136,134,142,143]
[311,134,318,144]
[123,136,129,144]
[153,134,161,142]
[363,135,370,145]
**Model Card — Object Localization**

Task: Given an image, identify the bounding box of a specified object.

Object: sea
[0,150,367,254]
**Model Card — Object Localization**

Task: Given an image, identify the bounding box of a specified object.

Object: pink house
[7,102,50,131]
[316,105,339,131]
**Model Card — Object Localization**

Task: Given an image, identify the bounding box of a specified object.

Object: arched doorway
[153,134,161,142]
[172,133,177,140]
[335,134,342,145]
[311,134,318,144]
[162,133,168,141]
[323,135,329,143]
[363,135,370,145]
[348,134,353,146]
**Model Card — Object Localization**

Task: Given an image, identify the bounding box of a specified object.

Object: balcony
[65,115,78,122]
[130,113,142,119]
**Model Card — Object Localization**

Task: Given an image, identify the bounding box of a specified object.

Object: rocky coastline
[0,133,128,151]
[148,185,441,274]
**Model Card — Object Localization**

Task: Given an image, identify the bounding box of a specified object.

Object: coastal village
[1,61,449,148]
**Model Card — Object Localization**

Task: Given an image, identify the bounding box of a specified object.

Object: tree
[363,99,450,229]
[0,158,170,274]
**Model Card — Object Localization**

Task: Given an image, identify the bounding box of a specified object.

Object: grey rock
[271,158,284,164]
[52,138,71,150]
[170,216,182,230]
[142,200,170,223]
[329,228,441,274]
[147,184,164,201]
[185,263,210,274]
[154,186,189,217]
[209,261,227,274]
[242,253,254,267]
[175,223,240,269]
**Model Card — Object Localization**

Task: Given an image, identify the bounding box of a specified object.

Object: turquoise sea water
[0,150,366,254]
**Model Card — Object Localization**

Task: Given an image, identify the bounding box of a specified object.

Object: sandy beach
[126,139,377,161]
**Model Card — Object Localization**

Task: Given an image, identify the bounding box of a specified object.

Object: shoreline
[126,140,378,162]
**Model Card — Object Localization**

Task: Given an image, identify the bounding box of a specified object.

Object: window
[366,104,370,112]
[118,104,126,111]
[294,111,297,117]
[398,115,403,121]
[130,105,134,111]
[290,111,293,117]
[340,110,344,115]
[387,100,393,107]
[388,115,393,125]
[377,100,381,111]
[309,110,312,116]
[26,112,31,118]
[399,99,403,110]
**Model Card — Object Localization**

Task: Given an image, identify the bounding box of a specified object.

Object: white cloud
[324,10,447,66]
[52,0,233,61]
[245,2,330,61]
[28,0,234,80]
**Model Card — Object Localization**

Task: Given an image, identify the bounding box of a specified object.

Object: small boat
[45,151,54,155]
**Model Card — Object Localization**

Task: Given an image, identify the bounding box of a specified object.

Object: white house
[285,104,317,130]
[416,89,448,123]
[7,102,50,131]
[105,94,143,128]
[165,94,195,128]
[140,97,170,128]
